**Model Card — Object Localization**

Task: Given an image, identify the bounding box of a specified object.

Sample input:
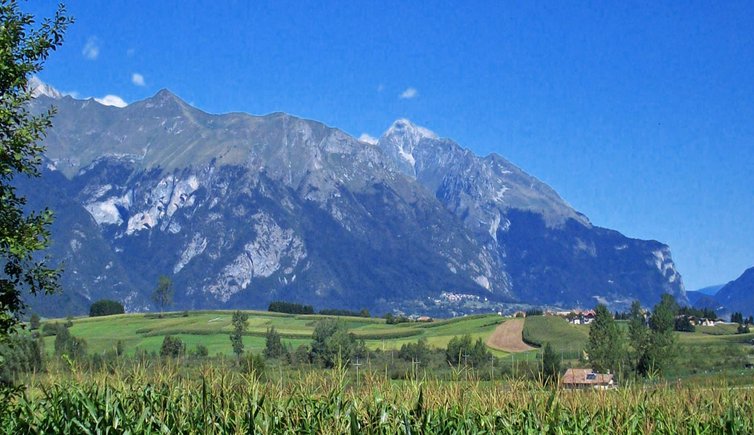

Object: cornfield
[2,362,753,434]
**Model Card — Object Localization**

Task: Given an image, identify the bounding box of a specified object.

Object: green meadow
[41,311,505,357]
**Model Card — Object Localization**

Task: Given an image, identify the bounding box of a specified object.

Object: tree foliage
[29,313,40,330]
[267,301,314,315]
[151,276,173,316]
[627,300,650,375]
[541,342,561,385]
[627,295,679,377]
[264,326,288,360]
[89,299,125,317]
[0,0,72,339]
[53,324,86,360]
[445,334,491,367]
[398,337,430,363]
[159,335,185,358]
[731,312,744,324]
[585,304,623,374]
[0,334,44,385]
[646,294,677,375]
[230,310,248,359]
[310,319,365,368]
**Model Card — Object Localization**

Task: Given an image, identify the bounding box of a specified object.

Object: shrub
[194,344,209,358]
[89,299,125,317]
[160,335,185,358]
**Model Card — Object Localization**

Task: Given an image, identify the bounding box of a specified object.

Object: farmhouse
[561,368,615,389]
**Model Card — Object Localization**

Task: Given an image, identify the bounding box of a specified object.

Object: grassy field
[41,311,505,356]
[38,311,754,378]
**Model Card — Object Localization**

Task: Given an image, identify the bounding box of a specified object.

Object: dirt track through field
[486,319,535,352]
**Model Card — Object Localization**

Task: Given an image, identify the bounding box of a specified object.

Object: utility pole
[354,356,362,389]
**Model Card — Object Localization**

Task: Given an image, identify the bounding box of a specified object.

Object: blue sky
[29,0,754,290]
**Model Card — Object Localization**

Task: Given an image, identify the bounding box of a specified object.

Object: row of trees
[586,295,678,378]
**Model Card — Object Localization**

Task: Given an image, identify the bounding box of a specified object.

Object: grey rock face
[24,91,685,316]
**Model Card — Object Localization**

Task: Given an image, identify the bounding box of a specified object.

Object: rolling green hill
[40,311,504,356]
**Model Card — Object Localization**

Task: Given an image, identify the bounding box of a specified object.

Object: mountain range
[716,268,754,316]
[21,87,687,316]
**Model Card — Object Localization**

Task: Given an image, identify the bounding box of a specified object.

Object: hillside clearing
[486,319,535,353]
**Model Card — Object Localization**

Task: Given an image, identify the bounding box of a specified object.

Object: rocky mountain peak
[135,88,191,112]
[23,89,687,316]
[29,76,63,99]
[378,119,437,175]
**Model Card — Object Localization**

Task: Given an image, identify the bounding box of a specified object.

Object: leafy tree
[89,299,125,317]
[311,319,339,363]
[29,313,40,330]
[446,334,491,367]
[159,335,185,358]
[541,342,561,385]
[585,304,623,373]
[152,276,173,317]
[678,306,716,320]
[645,293,678,376]
[53,324,87,360]
[446,334,472,366]
[230,310,248,359]
[674,315,695,332]
[0,334,44,385]
[731,312,744,324]
[737,323,750,334]
[627,300,650,375]
[292,344,311,365]
[398,337,430,363]
[0,1,72,340]
[264,326,288,360]
[310,319,364,367]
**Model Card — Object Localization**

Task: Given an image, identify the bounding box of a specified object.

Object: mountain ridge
[23,87,686,316]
